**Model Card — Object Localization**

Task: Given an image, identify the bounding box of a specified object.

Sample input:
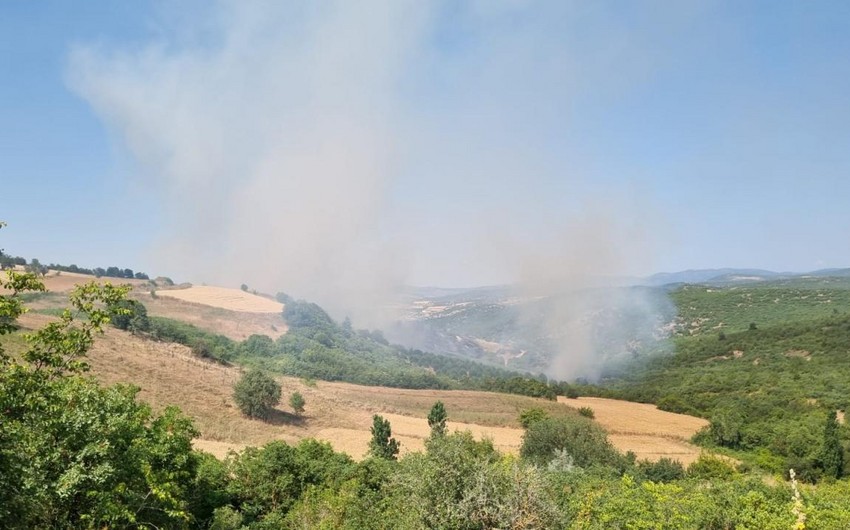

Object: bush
[578,406,595,419]
[637,457,685,483]
[289,391,306,415]
[519,408,549,429]
[687,454,737,480]
[233,369,281,420]
[109,299,150,334]
[520,416,621,468]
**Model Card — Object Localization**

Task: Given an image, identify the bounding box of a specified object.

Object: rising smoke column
[69,1,429,325]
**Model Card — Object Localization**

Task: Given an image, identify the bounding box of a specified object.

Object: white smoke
[69,1,688,355]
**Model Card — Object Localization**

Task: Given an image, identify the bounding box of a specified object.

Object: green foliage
[284,299,335,329]
[109,298,150,334]
[226,439,356,525]
[233,369,282,420]
[595,280,850,477]
[149,316,237,362]
[520,416,621,468]
[820,410,844,479]
[578,406,595,419]
[686,454,737,480]
[482,376,557,400]
[519,407,549,429]
[0,276,201,528]
[369,415,400,460]
[388,432,562,529]
[559,472,796,529]
[637,457,685,483]
[289,391,306,416]
[427,400,447,437]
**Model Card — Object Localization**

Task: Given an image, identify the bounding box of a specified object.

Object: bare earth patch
[558,396,709,465]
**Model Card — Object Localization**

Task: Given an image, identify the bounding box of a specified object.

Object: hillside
[589,277,850,479]
[7,311,707,463]
[5,266,850,528]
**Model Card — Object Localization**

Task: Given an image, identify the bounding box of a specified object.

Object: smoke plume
[69,1,687,374]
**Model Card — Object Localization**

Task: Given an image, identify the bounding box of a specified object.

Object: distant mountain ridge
[643,267,850,287]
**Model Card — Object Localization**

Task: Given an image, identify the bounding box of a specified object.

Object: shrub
[519,408,549,429]
[578,406,595,419]
[289,391,306,416]
[656,395,694,415]
[637,457,685,483]
[109,299,150,334]
[233,369,281,420]
[520,416,621,468]
[687,454,737,480]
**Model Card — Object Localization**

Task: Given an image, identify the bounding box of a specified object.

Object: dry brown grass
[135,292,287,341]
[11,314,546,459]
[558,396,709,465]
[156,285,283,313]
[8,294,711,465]
[41,270,149,292]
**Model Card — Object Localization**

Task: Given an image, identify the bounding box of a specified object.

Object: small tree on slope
[369,415,400,460]
[428,401,447,438]
[233,369,281,420]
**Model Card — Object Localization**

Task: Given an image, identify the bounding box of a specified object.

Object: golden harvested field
[7,271,288,341]
[156,285,283,313]
[558,396,709,465]
[10,314,550,460]
[135,292,287,341]
[7,291,712,466]
[0,270,148,295]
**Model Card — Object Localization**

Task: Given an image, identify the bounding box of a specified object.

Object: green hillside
[590,279,850,480]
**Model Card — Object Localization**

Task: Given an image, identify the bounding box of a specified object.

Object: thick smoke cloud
[70,1,690,376]
[69,1,429,325]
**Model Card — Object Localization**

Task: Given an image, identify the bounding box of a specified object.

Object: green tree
[520,416,621,468]
[290,391,306,415]
[820,410,844,479]
[0,274,201,528]
[109,299,150,334]
[233,369,282,420]
[369,415,400,460]
[26,257,46,277]
[427,400,447,437]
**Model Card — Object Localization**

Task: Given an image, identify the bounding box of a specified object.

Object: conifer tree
[369,415,399,460]
[428,401,447,437]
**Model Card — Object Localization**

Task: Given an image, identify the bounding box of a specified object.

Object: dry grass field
[11,314,544,460]
[5,274,712,465]
[4,271,288,341]
[155,285,283,313]
[558,396,709,465]
[43,270,149,291]
[135,292,288,341]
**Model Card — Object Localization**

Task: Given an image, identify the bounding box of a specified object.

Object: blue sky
[2,1,850,292]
